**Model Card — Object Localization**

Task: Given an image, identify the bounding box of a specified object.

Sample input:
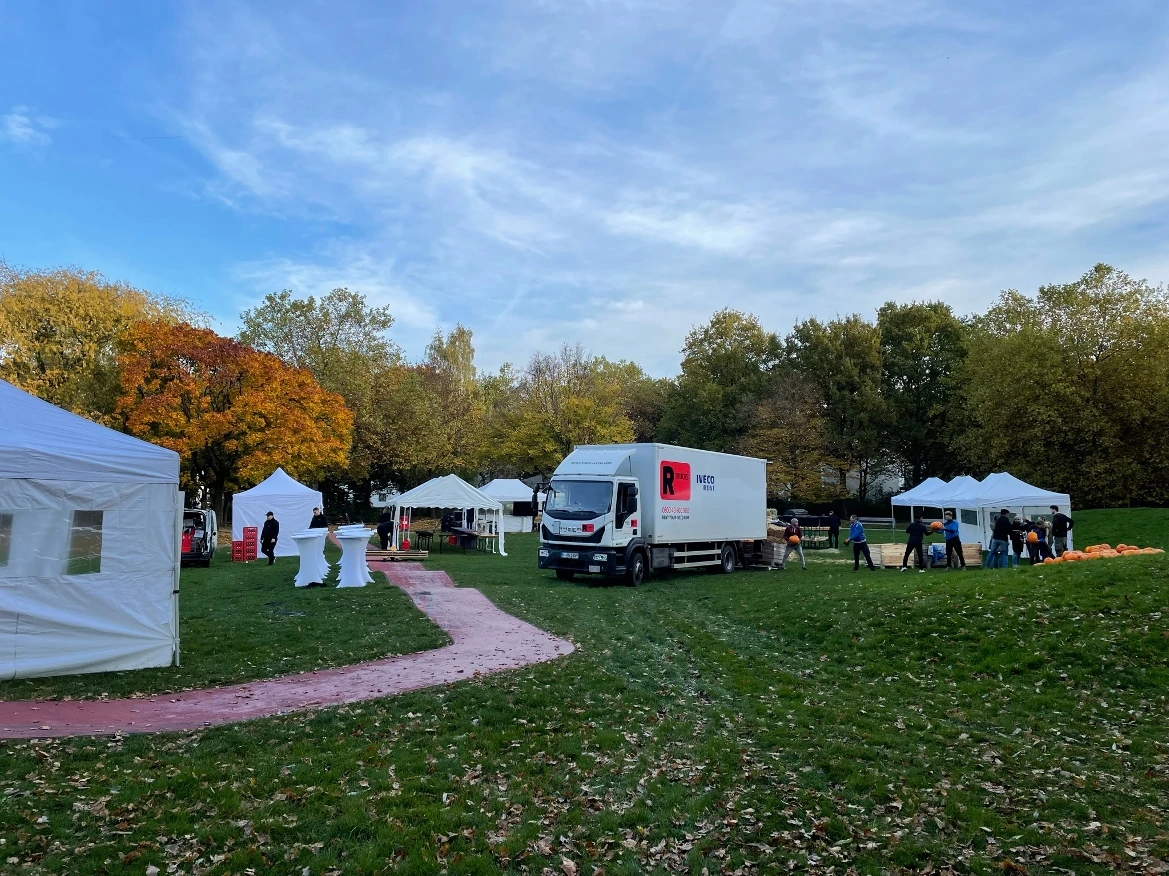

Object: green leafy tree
[962,264,1169,506]
[739,375,842,503]
[485,345,635,477]
[597,358,670,443]
[658,309,784,451]
[419,325,484,474]
[238,288,402,508]
[877,301,968,485]
[786,315,889,499]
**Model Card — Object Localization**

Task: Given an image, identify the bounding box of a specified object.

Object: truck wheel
[555,570,576,581]
[719,545,736,574]
[626,550,646,587]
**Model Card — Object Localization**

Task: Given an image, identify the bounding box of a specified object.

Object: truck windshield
[544,479,613,520]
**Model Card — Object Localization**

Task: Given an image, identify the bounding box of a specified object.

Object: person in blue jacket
[942,511,965,569]
[845,515,876,571]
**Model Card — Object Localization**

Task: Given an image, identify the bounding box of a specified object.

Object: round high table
[290,530,331,587]
[335,530,374,588]
[336,526,374,583]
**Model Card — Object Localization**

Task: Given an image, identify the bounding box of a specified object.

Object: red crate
[242,526,258,543]
[246,543,258,561]
[231,540,245,562]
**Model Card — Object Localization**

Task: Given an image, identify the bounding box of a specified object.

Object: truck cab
[538,475,644,584]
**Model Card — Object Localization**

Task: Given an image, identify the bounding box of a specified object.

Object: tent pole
[498,506,506,556]
[392,501,399,549]
[172,488,184,668]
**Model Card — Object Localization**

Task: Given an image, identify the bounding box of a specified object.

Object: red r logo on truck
[660,460,691,500]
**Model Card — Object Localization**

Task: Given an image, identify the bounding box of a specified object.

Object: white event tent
[0,379,183,679]
[892,472,1072,548]
[391,474,506,556]
[481,478,542,532]
[232,468,323,558]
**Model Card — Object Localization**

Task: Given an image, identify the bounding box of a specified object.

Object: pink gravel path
[0,563,573,739]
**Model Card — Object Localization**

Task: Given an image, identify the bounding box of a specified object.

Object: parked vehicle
[537,443,767,585]
[181,508,217,567]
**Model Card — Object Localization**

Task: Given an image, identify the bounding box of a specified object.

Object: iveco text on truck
[538,443,767,585]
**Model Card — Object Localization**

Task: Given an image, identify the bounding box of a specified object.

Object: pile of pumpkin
[1041,542,1165,564]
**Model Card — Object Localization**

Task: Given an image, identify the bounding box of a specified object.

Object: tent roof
[394,474,502,510]
[969,472,1071,508]
[0,378,179,483]
[893,472,1070,509]
[481,478,538,503]
[234,467,320,498]
[890,476,947,506]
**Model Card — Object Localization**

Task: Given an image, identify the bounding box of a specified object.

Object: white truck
[537,443,767,585]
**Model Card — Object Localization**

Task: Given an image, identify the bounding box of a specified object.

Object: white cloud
[1,106,52,147]
[166,1,1169,375]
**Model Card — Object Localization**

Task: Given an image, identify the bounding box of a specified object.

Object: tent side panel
[0,478,179,679]
[232,489,323,557]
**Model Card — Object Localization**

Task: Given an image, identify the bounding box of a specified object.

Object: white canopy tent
[0,379,183,679]
[232,468,323,558]
[481,478,542,532]
[392,474,506,556]
[892,473,1072,548]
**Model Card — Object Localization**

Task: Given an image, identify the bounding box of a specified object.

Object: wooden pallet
[366,550,429,562]
[876,542,982,568]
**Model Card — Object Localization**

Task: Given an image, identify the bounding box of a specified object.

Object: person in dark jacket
[984,509,1012,569]
[901,512,929,572]
[1009,516,1025,568]
[1049,505,1074,556]
[309,507,328,529]
[376,509,395,550]
[260,511,279,565]
[826,511,840,549]
[942,511,965,569]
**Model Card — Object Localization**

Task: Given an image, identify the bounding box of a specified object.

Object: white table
[290,530,331,587]
[335,530,374,588]
[337,526,374,582]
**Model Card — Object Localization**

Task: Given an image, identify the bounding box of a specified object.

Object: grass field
[1,514,1167,874]
[0,544,450,702]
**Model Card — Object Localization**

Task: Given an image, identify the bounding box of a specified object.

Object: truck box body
[539,443,766,582]
[551,444,766,543]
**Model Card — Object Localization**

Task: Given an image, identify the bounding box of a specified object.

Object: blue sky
[2,0,1167,375]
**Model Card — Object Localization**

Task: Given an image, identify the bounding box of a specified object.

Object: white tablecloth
[336,531,373,588]
[290,530,331,587]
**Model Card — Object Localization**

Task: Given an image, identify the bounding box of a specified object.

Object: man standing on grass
[827,511,840,549]
[943,511,965,569]
[984,509,1012,569]
[309,506,328,528]
[261,511,280,566]
[1050,505,1074,556]
[845,514,876,571]
[779,517,806,570]
[901,512,929,572]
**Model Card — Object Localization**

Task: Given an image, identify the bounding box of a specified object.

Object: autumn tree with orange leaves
[117,321,353,515]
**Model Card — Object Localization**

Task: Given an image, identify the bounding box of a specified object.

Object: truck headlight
[593,553,607,562]
[538,549,550,557]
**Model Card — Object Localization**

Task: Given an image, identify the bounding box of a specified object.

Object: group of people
[831,504,1074,572]
[258,506,329,565]
[984,505,1073,568]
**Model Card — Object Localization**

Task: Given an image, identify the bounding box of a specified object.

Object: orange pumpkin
[788,535,801,544]
[1027,532,1039,544]
[930,521,943,532]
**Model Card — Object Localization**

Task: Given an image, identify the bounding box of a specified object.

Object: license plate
[589,565,601,573]
[562,552,579,560]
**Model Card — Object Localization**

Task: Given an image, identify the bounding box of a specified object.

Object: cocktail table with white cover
[335,529,374,588]
[336,525,374,582]
[290,529,331,587]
